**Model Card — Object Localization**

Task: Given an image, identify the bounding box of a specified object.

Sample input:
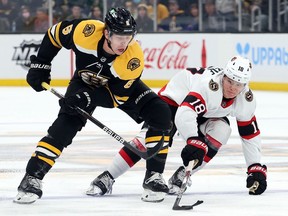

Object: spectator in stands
[243,0,269,32]
[66,4,87,21]
[14,5,35,32]
[185,3,199,31]
[34,7,53,33]
[89,5,103,21]
[55,2,70,22]
[158,0,188,32]
[145,0,169,24]
[125,1,137,18]
[135,3,153,32]
[0,0,15,32]
[215,0,237,32]
[203,0,224,32]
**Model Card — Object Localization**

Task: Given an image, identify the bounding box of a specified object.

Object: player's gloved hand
[79,70,108,87]
[26,55,51,92]
[59,91,92,115]
[181,137,208,169]
[246,163,267,195]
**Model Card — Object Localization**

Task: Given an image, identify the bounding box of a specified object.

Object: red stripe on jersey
[158,84,167,96]
[158,85,179,107]
[206,134,222,150]
[237,116,257,126]
[241,130,260,139]
[204,155,212,163]
[119,149,135,167]
[237,116,260,139]
[181,92,206,115]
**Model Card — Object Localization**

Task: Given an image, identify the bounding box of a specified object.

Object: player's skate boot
[13,173,43,204]
[86,171,115,196]
[141,170,169,202]
[168,166,186,195]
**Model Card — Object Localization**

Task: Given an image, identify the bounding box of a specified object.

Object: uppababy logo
[12,40,41,70]
[236,42,288,65]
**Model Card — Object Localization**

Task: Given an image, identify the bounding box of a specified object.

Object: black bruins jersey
[40,19,145,105]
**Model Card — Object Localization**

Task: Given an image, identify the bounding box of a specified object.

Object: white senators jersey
[158,66,262,166]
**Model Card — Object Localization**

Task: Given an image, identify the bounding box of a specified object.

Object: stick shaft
[41,82,163,160]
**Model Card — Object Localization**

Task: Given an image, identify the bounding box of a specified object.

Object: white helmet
[224,56,252,84]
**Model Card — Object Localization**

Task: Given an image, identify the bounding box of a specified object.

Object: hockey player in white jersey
[86,56,267,202]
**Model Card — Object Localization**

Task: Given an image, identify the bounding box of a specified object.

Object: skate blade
[141,189,165,202]
[13,191,39,204]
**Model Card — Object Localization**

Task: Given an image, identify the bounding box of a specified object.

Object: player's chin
[115,49,125,55]
[223,91,237,99]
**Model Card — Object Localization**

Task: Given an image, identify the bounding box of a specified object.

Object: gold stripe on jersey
[31,153,55,166]
[114,95,129,103]
[37,141,62,156]
[158,147,169,154]
[48,22,63,49]
[37,155,55,166]
[145,135,169,143]
[73,20,104,52]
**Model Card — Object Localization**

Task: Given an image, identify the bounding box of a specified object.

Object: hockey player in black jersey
[14,7,171,204]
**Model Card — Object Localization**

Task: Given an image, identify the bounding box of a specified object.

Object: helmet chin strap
[106,37,116,54]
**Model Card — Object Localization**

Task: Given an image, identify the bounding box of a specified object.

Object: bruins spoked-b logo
[127,58,140,71]
[209,79,219,91]
[82,24,95,37]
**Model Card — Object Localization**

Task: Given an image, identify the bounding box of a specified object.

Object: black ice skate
[168,166,191,195]
[14,173,43,204]
[141,170,169,202]
[86,171,115,196]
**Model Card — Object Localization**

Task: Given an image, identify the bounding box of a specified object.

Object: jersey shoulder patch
[209,79,219,91]
[113,41,144,80]
[245,89,254,102]
[73,20,104,50]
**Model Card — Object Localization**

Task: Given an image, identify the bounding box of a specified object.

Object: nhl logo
[12,40,41,70]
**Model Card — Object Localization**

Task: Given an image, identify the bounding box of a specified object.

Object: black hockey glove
[246,163,267,195]
[27,55,51,92]
[59,91,92,115]
[181,137,208,169]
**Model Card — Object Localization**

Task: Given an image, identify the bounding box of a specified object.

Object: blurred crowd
[0,0,287,33]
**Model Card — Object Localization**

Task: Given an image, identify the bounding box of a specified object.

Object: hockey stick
[41,82,164,160]
[172,159,204,210]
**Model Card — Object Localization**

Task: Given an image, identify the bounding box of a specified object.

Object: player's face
[108,34,133,55]
[222,76,245,99]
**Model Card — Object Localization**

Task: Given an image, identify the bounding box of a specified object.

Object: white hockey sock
[107,149,133,179]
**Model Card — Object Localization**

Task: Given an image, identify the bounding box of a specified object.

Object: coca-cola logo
[143,41,190,70]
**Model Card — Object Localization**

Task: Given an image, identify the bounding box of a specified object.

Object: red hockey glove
[246,163,267,195]
[181,137,208,168]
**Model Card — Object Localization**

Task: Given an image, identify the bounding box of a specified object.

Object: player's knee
[48,114,83,147]
[141,98,171,131]
[201,118,231,147]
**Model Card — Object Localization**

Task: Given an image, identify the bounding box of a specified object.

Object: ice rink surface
[0,87,287,216]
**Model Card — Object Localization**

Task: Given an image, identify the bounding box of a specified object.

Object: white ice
[0,87,288,216]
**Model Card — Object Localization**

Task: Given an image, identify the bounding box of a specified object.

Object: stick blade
[172,199,204,211]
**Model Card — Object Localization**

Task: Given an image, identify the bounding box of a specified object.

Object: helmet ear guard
[105,7,137,38]
[224,56,252,84]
